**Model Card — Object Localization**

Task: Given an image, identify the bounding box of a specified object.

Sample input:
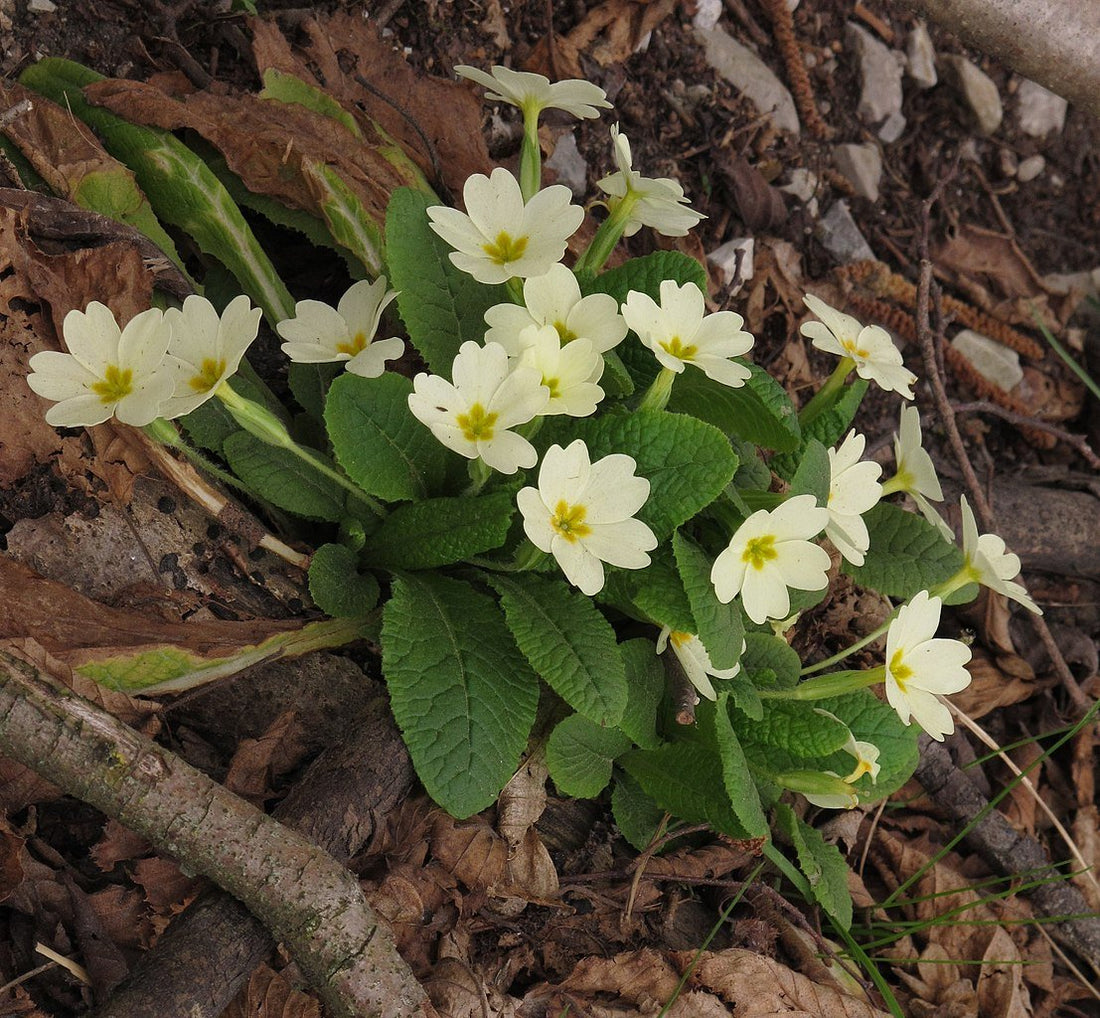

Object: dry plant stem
[0,650,433,1018]
[913,734,1100,977]
[895,0,1100,121]
[757,0,832,140]
[952,400,1100,470]
[95,692,415,1018]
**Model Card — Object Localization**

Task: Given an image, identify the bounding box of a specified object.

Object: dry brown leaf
[224,709,310,806]
[495,757,559,910]
[976,926,1031,1018]
[1070,805,1100,911]
[425,956,519,1018]
[86,884,155,953]
[88,820,151,873]
[130,856,201,914]
[222,963,322,1018]
[948,649,1046,720]
[430,813,509,895]
[553,948,682,1007]
[715,151,788,233]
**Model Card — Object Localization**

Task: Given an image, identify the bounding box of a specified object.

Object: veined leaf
[308,543,380,618]
[672,531,744,671]
[775,803,853,929]
[546,714,632,798]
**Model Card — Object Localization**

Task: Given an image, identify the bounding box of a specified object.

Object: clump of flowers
[25,62,1044,932]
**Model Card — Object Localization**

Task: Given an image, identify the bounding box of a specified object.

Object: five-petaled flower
[598,126,705,238]
[427,167,583,285]
[824,431,883,567]
[455,65,611,121]
[657,628,745,702]
[801,294,916,399]
[485,264,627,355]
[711,495,831,624]
[958,496,1041,614]
[517,439,657,595]
[161,294,262,419]
[514,325,605,418]
[887,405,946,532]
[276,277,404,379]
[27,301,174,428]
[621,280,754,388]
[884,590,972,741]
[408,341,549,474]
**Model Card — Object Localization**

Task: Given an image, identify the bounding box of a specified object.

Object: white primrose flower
[427,167,584,285]
[160,295,262,419]
[711,495,832,625]
[515,325,604,418]
[801,293,917,399]
[825,431,883,567]
[27,302,174,427]
[657,628,745,701]
[813,709,882,786]
[959,496,1041,614]
[517,439,657,596]
[621,280,754,388]
[455,65,612,121]
[276,277,404,379]
[890,405,946,531]
[598,125,705,237]
[884,590,973,741]
[484,263,627,355]
[407,341,549,474]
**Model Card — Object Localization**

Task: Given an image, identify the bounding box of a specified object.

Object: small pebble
[27,0,56,12]
[1016,154,1046,183]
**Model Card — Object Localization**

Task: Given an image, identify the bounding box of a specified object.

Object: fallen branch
[0,648,433,1018]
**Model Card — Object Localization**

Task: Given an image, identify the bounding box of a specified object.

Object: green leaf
[607,545,694,632]
[618,638,665,750]
[308,543,380,618]
[385,187,508,372]
[741,632,801,690]
[726,679,764,721]
[381,573,539,818]
[304,159,384,277]
[668,363,801,453]
[619,742,750,838]
[222,432,347,521]
[710,696,769,837]
[730,436,772,491]
[260,68,362,136]
[587,250,708,304]
[546,714,632,798]
[738,700,849,759]
[325,372,449,502]
[775,803,853,929]
[540,409,737,539]
[772,380,868,479]
[611,773,665,851]
[364,492,513,570]
[288,361,342,423]
[846,502,964,598]
[788,439,830,505]
[672,531,744,671]
[490,573,627,727]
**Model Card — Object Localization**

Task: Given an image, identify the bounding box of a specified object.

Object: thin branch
[951,401,1100,470]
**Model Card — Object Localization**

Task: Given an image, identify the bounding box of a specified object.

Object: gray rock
[878,110,907,144]
[782,167,818,203]
[27,0,56,12]
[697,27,800,135]
[845,22,904,125]
[1017,154,1046,183]
[691,0,723,32]
[832,142,882,202]
[941,55,1003,135]
[707,237,754,293]
[1016,78,1068,137]
[545,130,588,197]
[905,22,937,89]
[951,329,1023,390]
[816,200,876,264]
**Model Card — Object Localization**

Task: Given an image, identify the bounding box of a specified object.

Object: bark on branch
[0,649,433,1018]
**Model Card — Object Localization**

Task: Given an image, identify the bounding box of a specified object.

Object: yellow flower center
[848,758,874,781]
[482,230,528,266]
[456,402,497,442]
[660,335,697,361]
[336,331,369,356]
[550,500,591,543]
[91,363,133,404]
[889,648,911,691]
[188,357,227,393]
[543,375,561,399]
[841,337,870,359]
[742,535,778,571]
[554,320,578,344]
[668,631,692,648]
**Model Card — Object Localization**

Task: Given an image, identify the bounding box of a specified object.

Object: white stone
[941,55,1003,135]
[707,237,754,293]
[877,110,907,144]
[845,22,904,125]
[906,22,937,88]
[544,130,588,197]
[27,0,56,12]
[697,27,801,135]
[782,167,818,203]
[1016,79,1068,138]
[832,142,882,202]
[1016,154,1045,183]
[951,329,1023,390]
[691,0,723,32]
[816,201,876,264]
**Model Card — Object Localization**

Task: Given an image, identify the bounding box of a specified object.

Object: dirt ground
[1,1,1099,1016]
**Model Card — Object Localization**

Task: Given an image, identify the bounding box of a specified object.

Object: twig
[0,99,33,128]
[0,650,434,1018]
[951,400,1100,469]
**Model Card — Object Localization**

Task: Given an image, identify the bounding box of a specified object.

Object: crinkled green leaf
[669,363,801,453]
[709,696,769,837]
[772,380,868,479]
[788,439,830,505]
[611,773,665,851]
[741,632,801,691]
[364,492,513,570]
[288,361,342,424]
[381,573,539,818]
[490,573,627,727]
[304,159,384,276]
[605,545,694,633]
[385,187,507,372]
[325,371,449,502]
[672,531,744,671]
[846,502,964,598]
[546,714,632,798]
[775,803,853,929]
[737,700,849,759]
[308,543,379,618]
[588,250,708,304]
[618,638,665,751]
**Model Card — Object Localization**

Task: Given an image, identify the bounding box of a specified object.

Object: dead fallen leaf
[224,710,310,806]
[222,963,321,1018]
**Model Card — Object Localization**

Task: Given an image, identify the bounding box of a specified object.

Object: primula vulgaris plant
[27,64,1041,928]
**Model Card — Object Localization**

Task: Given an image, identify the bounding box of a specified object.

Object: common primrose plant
[26,65,1042,929]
